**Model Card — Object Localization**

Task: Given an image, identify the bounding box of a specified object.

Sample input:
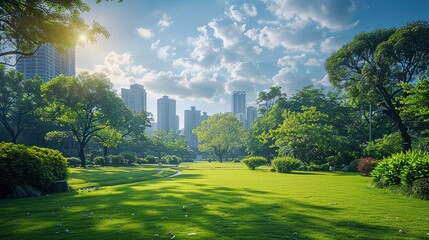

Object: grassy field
[0,162,428,239]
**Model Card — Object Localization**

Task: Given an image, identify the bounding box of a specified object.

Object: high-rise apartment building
[232,91,246,115]
[121,84,147,112]
[16,43,75,82]
[246,106,258,130]
[157,96,177,132]
[184,106,201,149]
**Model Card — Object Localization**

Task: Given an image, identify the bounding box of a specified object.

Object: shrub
[363,132,402,159]
[166,155,182,165]
[145,156,157,164]
[108,155,125,165]
[137,158,148,164]
[344,159,360,172]
[357,157,378,176]
[241,156,267,170]
[67,157,81,167]
[272,157,302,173]
[121,152,137,165]
[372,151,429,187]
[412,178,429,200]
[94,156,105,166]
[0,143,68,198]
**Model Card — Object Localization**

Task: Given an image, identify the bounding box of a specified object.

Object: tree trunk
[79,144,86,168]
[395,116,412,152]
[103,146,108,165]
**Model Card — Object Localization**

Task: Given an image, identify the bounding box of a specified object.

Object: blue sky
[76,0,429,128]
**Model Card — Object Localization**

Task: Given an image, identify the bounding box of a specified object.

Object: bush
[145,156,157,164]
[372,151,429,187]
[412,178,429,200]
[108,155,125,165]
[0,143,68,198]
[137,158,148,164]
[357,157,378,176]
[272,157,302,173]
[67,157,81,167]
[363,132,402,159]
[94,156,105,166]
[242,156,267,170]
[343,159,359,172]
[166,155,182,165]
[121,152,137,165]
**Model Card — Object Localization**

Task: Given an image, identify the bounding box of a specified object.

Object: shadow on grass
[0,170,426,240]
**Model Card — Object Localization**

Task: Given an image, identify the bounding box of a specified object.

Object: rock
[14,185,41,198]
[50,180,70,193]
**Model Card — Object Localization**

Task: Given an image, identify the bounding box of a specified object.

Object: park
[1,1,429,239]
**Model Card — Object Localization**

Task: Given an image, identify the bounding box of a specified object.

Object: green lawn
[0,162,428,239]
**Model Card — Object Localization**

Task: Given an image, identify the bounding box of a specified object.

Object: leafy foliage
[363,132,402,159]
[271,157,302,173]
[357,157,378,176]
[411,178,429,200]
[272,107,342,165]
[42,72,131,167]
[372,151,429,187]
[241,156,267,170]
[0,0,111,65]
[193,113,246,162]
[161,155,182,165]
[0,142,67,198]
[0,66,43,143]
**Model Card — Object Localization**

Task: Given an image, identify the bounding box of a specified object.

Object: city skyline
[70,1,429,128]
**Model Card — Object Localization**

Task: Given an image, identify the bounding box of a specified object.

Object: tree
[0,0,112,66]
[0,65,43,143]
[193,113,246,162]
[42,72,129,167]
[148,130,194,161]
[272,107,342,165]
[257,86,285,116]
[326,21,429,152]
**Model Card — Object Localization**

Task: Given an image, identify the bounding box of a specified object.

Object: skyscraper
[16,43,75,82]
[184,106,201,149]
[232,91,246,115]
[246,106,258,130]
[157,96,177,132]
[121,84,147,112]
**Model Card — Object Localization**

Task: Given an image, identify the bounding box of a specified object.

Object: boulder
[14,185,42,198]
[51,180,70,193]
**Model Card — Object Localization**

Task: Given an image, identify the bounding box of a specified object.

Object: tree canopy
[193,113,246,162]
[41,72,130,167]
[0,0,113,65]
[326,21,429,152]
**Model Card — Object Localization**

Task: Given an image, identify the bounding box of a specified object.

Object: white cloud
[157,45,176,61]
[312,74,332,87]
[158,14,173,31]
[242,3,257,17]
[136,27,153,39]
[253,46,263,55]
[226,5,244,22]
[265,0,357,31]
[208,20,245,48]
[151,40,161,49]
[304,58,322,67]
[320,36,346,53]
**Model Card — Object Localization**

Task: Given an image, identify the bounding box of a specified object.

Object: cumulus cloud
[320,36,347,53]
[158,14,173,31]
[151,40,161,49]
[208,20,246,48]
[304,58,322,67]
[312,74,332,87]
[242,3,257,17]
[226,5,244,22]
[265,0,358,31]
[136,27,153,39]
[156,45,176,61]
[226,4,258,22]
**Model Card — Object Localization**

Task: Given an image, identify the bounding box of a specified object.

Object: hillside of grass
[0,162,427,239]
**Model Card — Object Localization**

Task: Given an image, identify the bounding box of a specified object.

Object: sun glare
[79,35,87,42]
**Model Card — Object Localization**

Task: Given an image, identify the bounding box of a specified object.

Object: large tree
[42,72,129,167]
[193,113,246,162]
[0,65,43,143]
[0,0,113,65]
[326,21,429,152]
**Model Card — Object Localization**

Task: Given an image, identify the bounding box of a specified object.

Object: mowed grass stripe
[0,162,428,239]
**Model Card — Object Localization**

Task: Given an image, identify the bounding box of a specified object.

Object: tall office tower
[201,112,209,122]
[232,91,246,115]
[157,96,177,132]
[246,106,258,130]
[16,43,75,82]
[121,84,147,112]
[184,106,201,149]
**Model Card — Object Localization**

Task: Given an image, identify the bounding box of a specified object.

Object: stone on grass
[14,185,41,198]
